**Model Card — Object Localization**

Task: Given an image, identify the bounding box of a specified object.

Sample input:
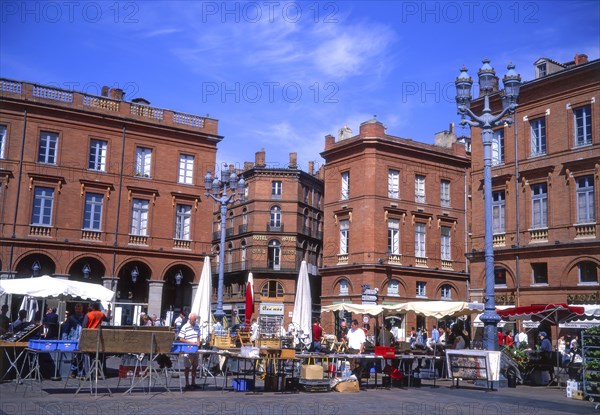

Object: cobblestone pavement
[0,375,597,415]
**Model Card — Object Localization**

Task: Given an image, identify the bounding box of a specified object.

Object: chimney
[255,148,266,168]
[359,116,385,138]
[324,134,335,150]
[308,161,314,175]
[288,152,297,169]
[574,54,589,65]
[243,162,254,171]
[101,86,109,97]
[109,88,125,100]
[449,122,454,135]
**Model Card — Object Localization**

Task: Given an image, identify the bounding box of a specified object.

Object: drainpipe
[8,109,28,281]
[110,126,127,293]
[513,110,521,309]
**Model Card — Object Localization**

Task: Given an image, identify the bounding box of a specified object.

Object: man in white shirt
[178,312,200,389]
[516,328,528,348]
[346,319,366,354]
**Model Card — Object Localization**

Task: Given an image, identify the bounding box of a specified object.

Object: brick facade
[468,59,600,322]
[210,150,324,328]
[0,79,219,324]
[320,118,470,338]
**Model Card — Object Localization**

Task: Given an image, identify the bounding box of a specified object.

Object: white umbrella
[0,275,115,302]
[191,256,212,342]
[291,260,312,346]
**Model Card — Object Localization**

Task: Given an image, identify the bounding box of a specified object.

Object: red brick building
[320,118,470,338]
[209,150,324,328]
[0,79,219,324]
[468,56,600,320]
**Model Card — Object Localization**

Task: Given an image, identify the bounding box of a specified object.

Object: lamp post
[455,58,521,351]
[204,164,246,322]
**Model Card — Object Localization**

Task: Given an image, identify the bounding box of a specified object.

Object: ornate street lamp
[130,266,139,284]
[32,260,41,277]
[455,58,521,351]
[82,263,91,279]
[204,164,246,322]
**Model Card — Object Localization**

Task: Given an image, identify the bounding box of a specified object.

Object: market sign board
[259,303,284,316]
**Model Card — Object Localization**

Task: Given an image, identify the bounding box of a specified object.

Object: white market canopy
[321,301,483,319]
[0,275,115,302]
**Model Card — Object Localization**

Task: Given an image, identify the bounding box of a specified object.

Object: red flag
[245,273,254,325]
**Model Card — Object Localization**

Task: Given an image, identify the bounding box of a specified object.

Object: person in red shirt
[497,329,504,348]
[505,330,514,348]
[312,318,323,352]
[82,302,111,328]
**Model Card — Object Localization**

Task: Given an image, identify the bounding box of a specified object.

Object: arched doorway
[114,262,151,326]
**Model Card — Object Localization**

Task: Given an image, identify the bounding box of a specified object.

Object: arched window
[339,279,349,295]
[578,261,598,284]
[261,280,284,298]
[227,242,233,272]
[387,279,399,296]
[242,207,248,225]
[268,240,281,270]
[270,206,281,229]
[241,240,247,271]
[494,267,507,286]
[441,284,452,300]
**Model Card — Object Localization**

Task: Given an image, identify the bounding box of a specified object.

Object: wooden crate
[280,349,296,359]
[258,338,281,349]
[212,335,232,349]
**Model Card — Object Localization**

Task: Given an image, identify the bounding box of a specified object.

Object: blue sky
[2,1,599,171]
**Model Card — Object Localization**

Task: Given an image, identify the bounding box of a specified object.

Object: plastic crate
[57,341,78,351]
[28,339,57,351]
[171,343,198,353]
[231,378,254,391]
[374,346,395,358]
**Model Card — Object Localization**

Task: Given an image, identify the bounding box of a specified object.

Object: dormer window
[537,63,547,78]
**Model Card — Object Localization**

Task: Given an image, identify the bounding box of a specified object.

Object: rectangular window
[492,129,505,166]
[388,169,399,199]
[131,198,149,236]
[441,226,451,261]
[416,281,426,297]
[492,191,506,233]
[0,124,6,159]
[88,139,107,171]
[178,154,194,184]
[32,187,54,225]
[341,171,350,200]
[303,186,309,203]
[530,118,546,156]
[135,147,152,177]
[574,105,592,147]
[387,219,400,255]
[83,192,103,230]
[440,180,450,207]
[576,175,595,223]
[532,263,548,285]
[316,192,321,208]
[339,219,349,255]
[415,175,425,203]
[38,131,58,164]
[175,204,192,240]
[531,183,548,229]
[415,222,426,258]
[272,181,282,198]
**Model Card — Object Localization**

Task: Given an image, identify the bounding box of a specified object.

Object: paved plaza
[0,374,597,415]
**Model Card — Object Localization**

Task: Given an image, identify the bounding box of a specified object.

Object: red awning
[497,304,585,325]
